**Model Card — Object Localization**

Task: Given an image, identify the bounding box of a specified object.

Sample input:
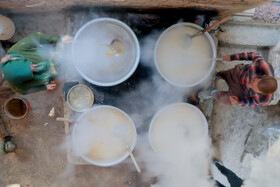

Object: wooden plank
[0,0,274,16]
[63,100,72,135]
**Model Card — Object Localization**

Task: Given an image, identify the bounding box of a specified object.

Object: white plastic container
[0,15,15,40]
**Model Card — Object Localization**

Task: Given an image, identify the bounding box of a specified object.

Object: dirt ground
[0,77,150,187]
[1,7,280,187]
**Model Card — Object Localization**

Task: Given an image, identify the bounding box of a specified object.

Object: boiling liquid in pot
[150,104,207,157]
[73,107,135,164]
[73,22,137,83]
[156,26,213,86]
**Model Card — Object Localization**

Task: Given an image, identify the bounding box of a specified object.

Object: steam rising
[136,133,213,187]
[155,25,213,87]
[72,20,138,84]
[48,17,213,186]
[72,106,135,165]
[243,139,280,187]
[120,31,213,187]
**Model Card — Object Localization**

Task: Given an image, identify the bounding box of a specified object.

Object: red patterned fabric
[254,1,280,23]
[230,52,274,107]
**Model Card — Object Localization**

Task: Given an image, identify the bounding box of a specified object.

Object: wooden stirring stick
[56,117,77,124]
[125,144,141,173]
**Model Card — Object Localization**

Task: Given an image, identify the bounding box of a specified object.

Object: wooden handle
[203,15,232,33]
[127,148,141,173]
[56,117,76,124]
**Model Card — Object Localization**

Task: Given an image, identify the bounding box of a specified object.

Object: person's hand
[30,64,37,71]
[222,54,231,61]
[46,81,56,91]
[1,55,11,63]
[229,95,239,105]
[61,35,73,44]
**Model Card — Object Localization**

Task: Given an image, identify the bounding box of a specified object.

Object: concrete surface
[210,16,280,187]
[218,24,280,47]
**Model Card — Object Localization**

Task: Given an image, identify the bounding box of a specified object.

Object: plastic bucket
[4,97,31,119]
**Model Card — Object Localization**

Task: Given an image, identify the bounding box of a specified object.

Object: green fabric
[32,61,52,85]
[8,32,60,64]
[8,78,48,95]
[1,32,60,95]
[33,62,50,73]
[6,61,56,95]
[0,52,32,84]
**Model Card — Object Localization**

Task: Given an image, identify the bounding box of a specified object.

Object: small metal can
[67,84,94,112]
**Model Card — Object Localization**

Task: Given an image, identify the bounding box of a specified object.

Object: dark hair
[257,76,277,95]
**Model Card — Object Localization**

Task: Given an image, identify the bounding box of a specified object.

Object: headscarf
[0,52,32,84]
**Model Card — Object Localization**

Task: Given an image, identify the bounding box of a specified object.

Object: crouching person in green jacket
[0,32,72,95]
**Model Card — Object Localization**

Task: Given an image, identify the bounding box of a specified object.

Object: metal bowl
[154,22,216,87]
[72,18,140,87]
[67,84,94,112]
[72,105,137,167]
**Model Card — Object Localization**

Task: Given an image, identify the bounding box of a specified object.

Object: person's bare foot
[46,81,56,91]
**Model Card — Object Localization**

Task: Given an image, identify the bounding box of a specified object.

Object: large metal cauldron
[154,22,216,87]
[72,105,137,166]
[72,18,140,86]
[149,103,208,156]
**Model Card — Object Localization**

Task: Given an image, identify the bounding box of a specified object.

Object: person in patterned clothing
[212,52,277,107]
[0,32,72,95]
